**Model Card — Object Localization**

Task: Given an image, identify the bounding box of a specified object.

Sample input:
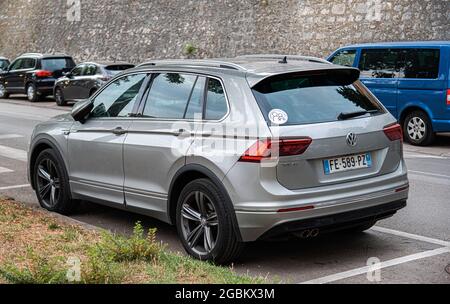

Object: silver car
[28,56,409,263]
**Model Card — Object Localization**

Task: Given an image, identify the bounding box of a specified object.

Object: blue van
[327,41,450,146]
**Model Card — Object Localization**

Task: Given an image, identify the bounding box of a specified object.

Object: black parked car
[0,57,10,72]
[53,62,134,106]
[0,53,75,102]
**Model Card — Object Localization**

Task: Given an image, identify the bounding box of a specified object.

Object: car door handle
[112,127,127,135]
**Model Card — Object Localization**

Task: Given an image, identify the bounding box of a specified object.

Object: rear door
[252,70,401,190]
[358,48,401,118]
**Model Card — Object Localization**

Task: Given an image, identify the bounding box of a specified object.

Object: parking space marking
[0,184,30,191]
[300,247,450,284]
[408,170,450,180]
[0,166,13,174]
[0,145,27,162]
[372,226,450,247]
[0,134,23,140]
[404,152,448,160]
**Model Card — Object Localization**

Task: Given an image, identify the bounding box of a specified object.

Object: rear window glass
[42,58,76,71]
[252,72,384,125]
[105,65,135,75]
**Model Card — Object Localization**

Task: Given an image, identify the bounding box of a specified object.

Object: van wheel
[0,83,9,98]
[33,149,75,215]
[176,178,244,264]
[27,83,40,102]
[403,111,435,146]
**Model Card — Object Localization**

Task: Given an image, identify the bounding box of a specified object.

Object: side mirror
[71,99,93,123]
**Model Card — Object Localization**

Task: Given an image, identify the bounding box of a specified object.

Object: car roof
[0,57,8,61]
[130,55,356,87]
[80,61,134,67]
[17,53,73,59]
[341,41,450,48]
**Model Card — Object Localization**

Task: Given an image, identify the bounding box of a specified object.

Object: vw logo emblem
[346,133,357,147]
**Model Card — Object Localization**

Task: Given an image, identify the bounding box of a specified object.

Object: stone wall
[0,0,449,64]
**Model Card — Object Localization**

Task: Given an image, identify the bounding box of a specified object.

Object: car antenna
[278,56,288,64]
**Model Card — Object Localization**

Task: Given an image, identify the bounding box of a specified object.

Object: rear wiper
[338,110,379,121]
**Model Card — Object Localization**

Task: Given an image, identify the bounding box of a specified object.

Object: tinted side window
[9,59,23,70]
[84,64,97,76]
[358,49,402,78]
[20,58,36,69]
[330,50,356,67]
[401,49,440,79]
[143,73,197,119]
[184,76,206,119]
[91,73,146,118]
[71,65,84,76]
[205,78,227,120]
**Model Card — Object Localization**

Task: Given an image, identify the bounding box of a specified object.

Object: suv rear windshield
[252,71,384,125]
[41,57,75,72]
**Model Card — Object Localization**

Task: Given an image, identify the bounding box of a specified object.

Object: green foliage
[183,43,198,57]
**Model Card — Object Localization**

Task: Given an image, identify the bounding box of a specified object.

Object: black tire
[343,221,377,233]
[54,87,67,106]
[26,83,40,102]
[33,148,75,215]
[176,178,244,264]
[403,110,435,146]
[0,83,9,98]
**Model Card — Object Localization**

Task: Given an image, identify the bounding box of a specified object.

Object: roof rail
[137,59,247,71]
[20,52,69,57]
[237,54,332,65]
[20,53,43,57]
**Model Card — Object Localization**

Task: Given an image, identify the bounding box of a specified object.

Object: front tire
[33,149,74,214]
[27,83,40,102]
[176,178,244,264]
[0,83,9,98]
[54,87,67,106]
[403,110,435,146]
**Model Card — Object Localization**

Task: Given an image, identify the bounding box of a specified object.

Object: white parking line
[372,226,450,247]
[0,184,30,191]
[300,247,450,284]
[408,170,450,180]
[0,166,13,174]
[0,145,27,162]
[404,153,448,160]
[0,134,23,140]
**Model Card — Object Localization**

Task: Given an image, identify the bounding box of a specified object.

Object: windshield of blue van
[252,72,384,125]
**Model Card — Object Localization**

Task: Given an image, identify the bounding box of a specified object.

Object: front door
[68,72,148,205]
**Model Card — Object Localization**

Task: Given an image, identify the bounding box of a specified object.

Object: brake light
[447,89,450,106]
[239,138,312,163]
[34,70,53,77]
[383,123,403,141]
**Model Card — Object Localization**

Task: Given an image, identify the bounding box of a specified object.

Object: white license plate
[323,153,372,175]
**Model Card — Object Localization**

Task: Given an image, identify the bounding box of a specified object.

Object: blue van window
[401,49,440,79]
[330,50,356,67]
[359,49,402,78]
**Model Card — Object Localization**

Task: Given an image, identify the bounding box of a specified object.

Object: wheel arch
[399,104,433,126]
[167,164,242,241]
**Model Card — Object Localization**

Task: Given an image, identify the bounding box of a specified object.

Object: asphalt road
[0,96,449,284]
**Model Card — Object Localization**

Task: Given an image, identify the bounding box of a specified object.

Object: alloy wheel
[36,158,60,208]
[55,88,63,104]
[180,191,219,255]
[0,84,6,98]
[27,85,35,101]
[407,116,426,141]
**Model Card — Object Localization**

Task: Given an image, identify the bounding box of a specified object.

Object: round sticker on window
[268,109,288,125]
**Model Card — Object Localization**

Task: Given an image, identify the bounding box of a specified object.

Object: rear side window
[401,49,440,79]
[143,73,197,119]
[83,64,97,76]
[205,78,228,120]
[330,50,356,67]
[42,58,75,71]
[252,71,384,126]
[359,49,402,78]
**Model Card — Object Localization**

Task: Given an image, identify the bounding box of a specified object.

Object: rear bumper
[35,79,56,95]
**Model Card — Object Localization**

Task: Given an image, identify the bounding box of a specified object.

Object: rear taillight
[34,70,53,78]
[239,138,312,163]
[383,123,403,141]
[447,89,450,106]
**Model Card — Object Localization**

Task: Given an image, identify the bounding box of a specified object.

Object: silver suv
[28,56,409,263]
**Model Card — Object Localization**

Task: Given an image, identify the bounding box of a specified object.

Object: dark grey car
[53,62,134,106]
[0,57,10,71]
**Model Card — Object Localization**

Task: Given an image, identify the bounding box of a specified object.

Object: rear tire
[54,87,67,106]
[176,178,244,264]
[27,83,40,102]
[0,83,9,98]
[403,110,435,146]
[33,148,75,215]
